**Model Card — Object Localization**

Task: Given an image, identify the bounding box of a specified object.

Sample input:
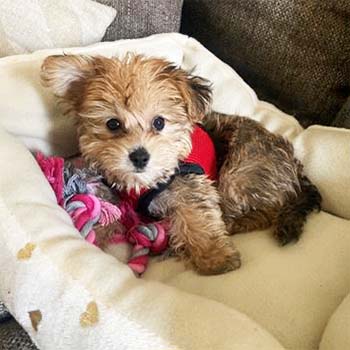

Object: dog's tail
[274,175,322,245]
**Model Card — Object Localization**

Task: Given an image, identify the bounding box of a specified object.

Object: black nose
[129,147,150,169]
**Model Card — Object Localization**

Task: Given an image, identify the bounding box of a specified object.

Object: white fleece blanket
[0,33,349,350]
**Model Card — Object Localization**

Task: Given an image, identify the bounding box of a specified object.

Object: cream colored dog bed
[0,33,349,350]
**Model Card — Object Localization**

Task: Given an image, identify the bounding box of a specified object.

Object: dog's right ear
[41,55,95,113]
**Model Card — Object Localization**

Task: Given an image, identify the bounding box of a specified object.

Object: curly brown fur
[41,54,240,275]
[204,112,322,244]
[41,54,320,274]
[149,175,241,274]
[41,54,212,193]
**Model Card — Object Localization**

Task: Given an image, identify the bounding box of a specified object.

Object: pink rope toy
[36,152,169,275]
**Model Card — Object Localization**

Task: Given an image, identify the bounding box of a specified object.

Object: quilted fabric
[0,0,116,57]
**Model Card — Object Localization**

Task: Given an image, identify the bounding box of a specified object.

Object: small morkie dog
[41,54,321,275]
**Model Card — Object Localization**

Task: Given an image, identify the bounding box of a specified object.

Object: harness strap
[137,162,204,218]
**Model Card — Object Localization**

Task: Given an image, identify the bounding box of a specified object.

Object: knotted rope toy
[36,152,168,275]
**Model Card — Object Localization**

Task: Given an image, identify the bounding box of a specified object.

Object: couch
[181,0,350,128]
[0,2,349,350]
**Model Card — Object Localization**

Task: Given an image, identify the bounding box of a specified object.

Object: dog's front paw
[192,239,241,275]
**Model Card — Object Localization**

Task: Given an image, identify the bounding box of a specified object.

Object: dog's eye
[152,116,165,131]
[106,118,121,131]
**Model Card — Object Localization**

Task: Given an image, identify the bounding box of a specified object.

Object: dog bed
[0,33,349,350]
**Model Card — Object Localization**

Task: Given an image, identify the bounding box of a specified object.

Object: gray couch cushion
[96,0,183,41]
[0,319,38,350]
[0,301,11,322]
[181,0,350,127]
[333,96,350,128]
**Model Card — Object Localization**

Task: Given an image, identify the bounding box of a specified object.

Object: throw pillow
[0,0,116,57]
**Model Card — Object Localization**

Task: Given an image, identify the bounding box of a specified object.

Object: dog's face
[41,54,211,192]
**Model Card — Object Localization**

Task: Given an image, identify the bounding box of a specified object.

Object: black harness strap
[137,162,204,218]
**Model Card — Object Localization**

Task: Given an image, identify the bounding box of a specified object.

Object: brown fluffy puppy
[41,54,321,275]
[41,54,241,275]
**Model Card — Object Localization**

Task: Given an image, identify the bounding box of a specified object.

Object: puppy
[41,54,321,275]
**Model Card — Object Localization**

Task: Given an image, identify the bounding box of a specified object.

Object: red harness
[184,125,217,181]
[125,125,217,217]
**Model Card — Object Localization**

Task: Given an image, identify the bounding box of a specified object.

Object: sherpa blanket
[0,33,349,350]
